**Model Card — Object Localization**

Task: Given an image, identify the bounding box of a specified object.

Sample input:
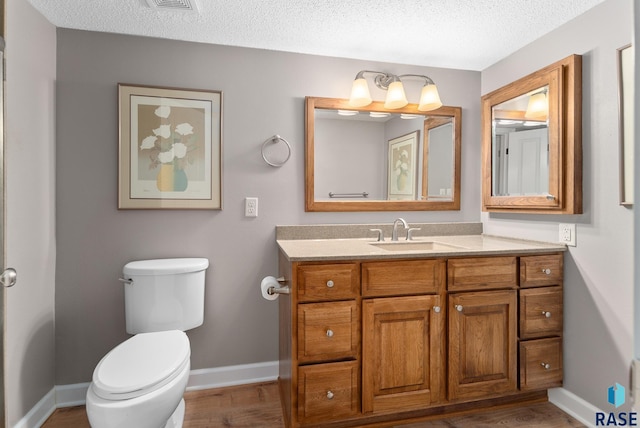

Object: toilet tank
[122,258,209,334]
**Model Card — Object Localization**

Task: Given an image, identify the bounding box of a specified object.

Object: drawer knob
[542,268,552,275]
[433,306,441,313]
[455,305,463,312]
[326,390,334,400]
[326,280,335,288]
[542,311,552,318]
[541,362,551,370]
[326,329,334,338]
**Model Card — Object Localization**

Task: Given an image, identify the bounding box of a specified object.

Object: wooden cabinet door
[448,290,517,401]
[362,295,444,414]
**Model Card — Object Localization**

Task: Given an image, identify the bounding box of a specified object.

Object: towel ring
[261,135,291,167]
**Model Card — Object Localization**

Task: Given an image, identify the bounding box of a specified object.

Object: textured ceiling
[27,0,605,71]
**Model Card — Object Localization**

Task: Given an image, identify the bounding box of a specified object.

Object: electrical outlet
[245,197,258,217]
[559,223,576,246]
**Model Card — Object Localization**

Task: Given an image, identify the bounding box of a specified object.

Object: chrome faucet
[391,218,409,241]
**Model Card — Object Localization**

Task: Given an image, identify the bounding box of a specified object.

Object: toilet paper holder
[267,277,290,295]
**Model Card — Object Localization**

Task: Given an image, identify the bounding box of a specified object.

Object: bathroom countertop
[277,234,566,262]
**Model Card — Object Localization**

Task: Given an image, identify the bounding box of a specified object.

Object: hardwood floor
[42,381,585,428]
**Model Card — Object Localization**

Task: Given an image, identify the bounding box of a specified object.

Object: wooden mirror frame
[481,54,582,214]
[305,97,461,212]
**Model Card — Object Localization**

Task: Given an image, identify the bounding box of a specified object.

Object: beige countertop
[277,234,566,261]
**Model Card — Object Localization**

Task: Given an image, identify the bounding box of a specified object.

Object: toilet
[86,258,209,428]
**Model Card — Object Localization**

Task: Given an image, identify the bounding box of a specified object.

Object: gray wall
[55,30,481,384]
[481,0,633,412]
[315,118,386,199]
[5,0,57,425]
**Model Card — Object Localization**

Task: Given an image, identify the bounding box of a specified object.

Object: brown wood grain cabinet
[448,289,517,401]
[278,252,564,427]
[518,254,564,391]
[362,293,445,414]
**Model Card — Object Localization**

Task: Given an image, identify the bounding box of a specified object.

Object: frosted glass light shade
[418,84,443,111]
[384,81,408,109]
[349,78,372,107]
[525,92,548,119]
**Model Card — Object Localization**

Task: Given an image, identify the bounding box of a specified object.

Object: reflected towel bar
[329,192,369,198]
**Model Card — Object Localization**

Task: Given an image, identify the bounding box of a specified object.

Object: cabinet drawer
[519,337,563,390]
[520,254,563,287]
[520,286,563,339]
[297,263,359,302]
[297,301,358,363]
[298,361,360,422]
[447,257,517,291]
[362,259,445,297]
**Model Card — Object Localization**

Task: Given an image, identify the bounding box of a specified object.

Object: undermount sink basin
[370,241,465,252]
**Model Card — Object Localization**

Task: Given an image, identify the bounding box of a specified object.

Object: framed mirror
[305,97,461,212]
[481,54,582,214]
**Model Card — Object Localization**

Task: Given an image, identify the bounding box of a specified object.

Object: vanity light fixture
[525,90,548,119]
[348,70,443,111]
[337,109,359,116]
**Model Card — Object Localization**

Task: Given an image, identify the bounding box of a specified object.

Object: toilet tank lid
[123,258,209,276]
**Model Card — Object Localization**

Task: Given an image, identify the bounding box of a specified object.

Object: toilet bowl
[86,330,191,428]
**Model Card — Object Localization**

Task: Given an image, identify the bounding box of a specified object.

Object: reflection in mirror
[425,117,454,199]
[306,97,461,212]
[491,86,549,196]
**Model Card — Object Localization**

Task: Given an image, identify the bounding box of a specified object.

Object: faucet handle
[406,227,421,241]
[369,228,385,242]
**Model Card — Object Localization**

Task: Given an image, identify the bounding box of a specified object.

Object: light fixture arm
[353,70,437,90]
[397,74,437,86]
[354,70,397,90]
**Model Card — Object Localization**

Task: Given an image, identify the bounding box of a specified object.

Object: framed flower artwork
[118,84,223,209]
[387,131,419,200]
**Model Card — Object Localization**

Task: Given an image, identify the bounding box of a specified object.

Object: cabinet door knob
[326,390,334,400]
[326,280,335,288]
[326,329,334,338]
[541,362,551,370]
[433,306,441,313]
[542,311,552,318]
[542,268,551,275]
[455,305,463,312]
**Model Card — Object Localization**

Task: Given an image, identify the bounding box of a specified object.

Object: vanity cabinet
[278,252,564,427]
[292,263,361,424]
[361,259,446,414]
[447,257,518,401]
[518,254,564,391]
[448,290,517,400]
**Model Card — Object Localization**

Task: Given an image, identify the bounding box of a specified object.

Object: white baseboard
[53,360,279,409]
[548,387,603,428]
[55,382,91,408]
[186,360,278,391]
[13,388,56,428]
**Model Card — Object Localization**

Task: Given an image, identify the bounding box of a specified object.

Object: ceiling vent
[144,0,200,13]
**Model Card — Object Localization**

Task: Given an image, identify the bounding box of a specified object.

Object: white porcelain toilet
[86,258,209,428]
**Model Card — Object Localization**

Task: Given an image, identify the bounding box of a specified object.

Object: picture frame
[387,131,419,200]
[118,83,223,209]
[617,44,633,206]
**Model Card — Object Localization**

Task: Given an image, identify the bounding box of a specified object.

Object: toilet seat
[91,330,190,401]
